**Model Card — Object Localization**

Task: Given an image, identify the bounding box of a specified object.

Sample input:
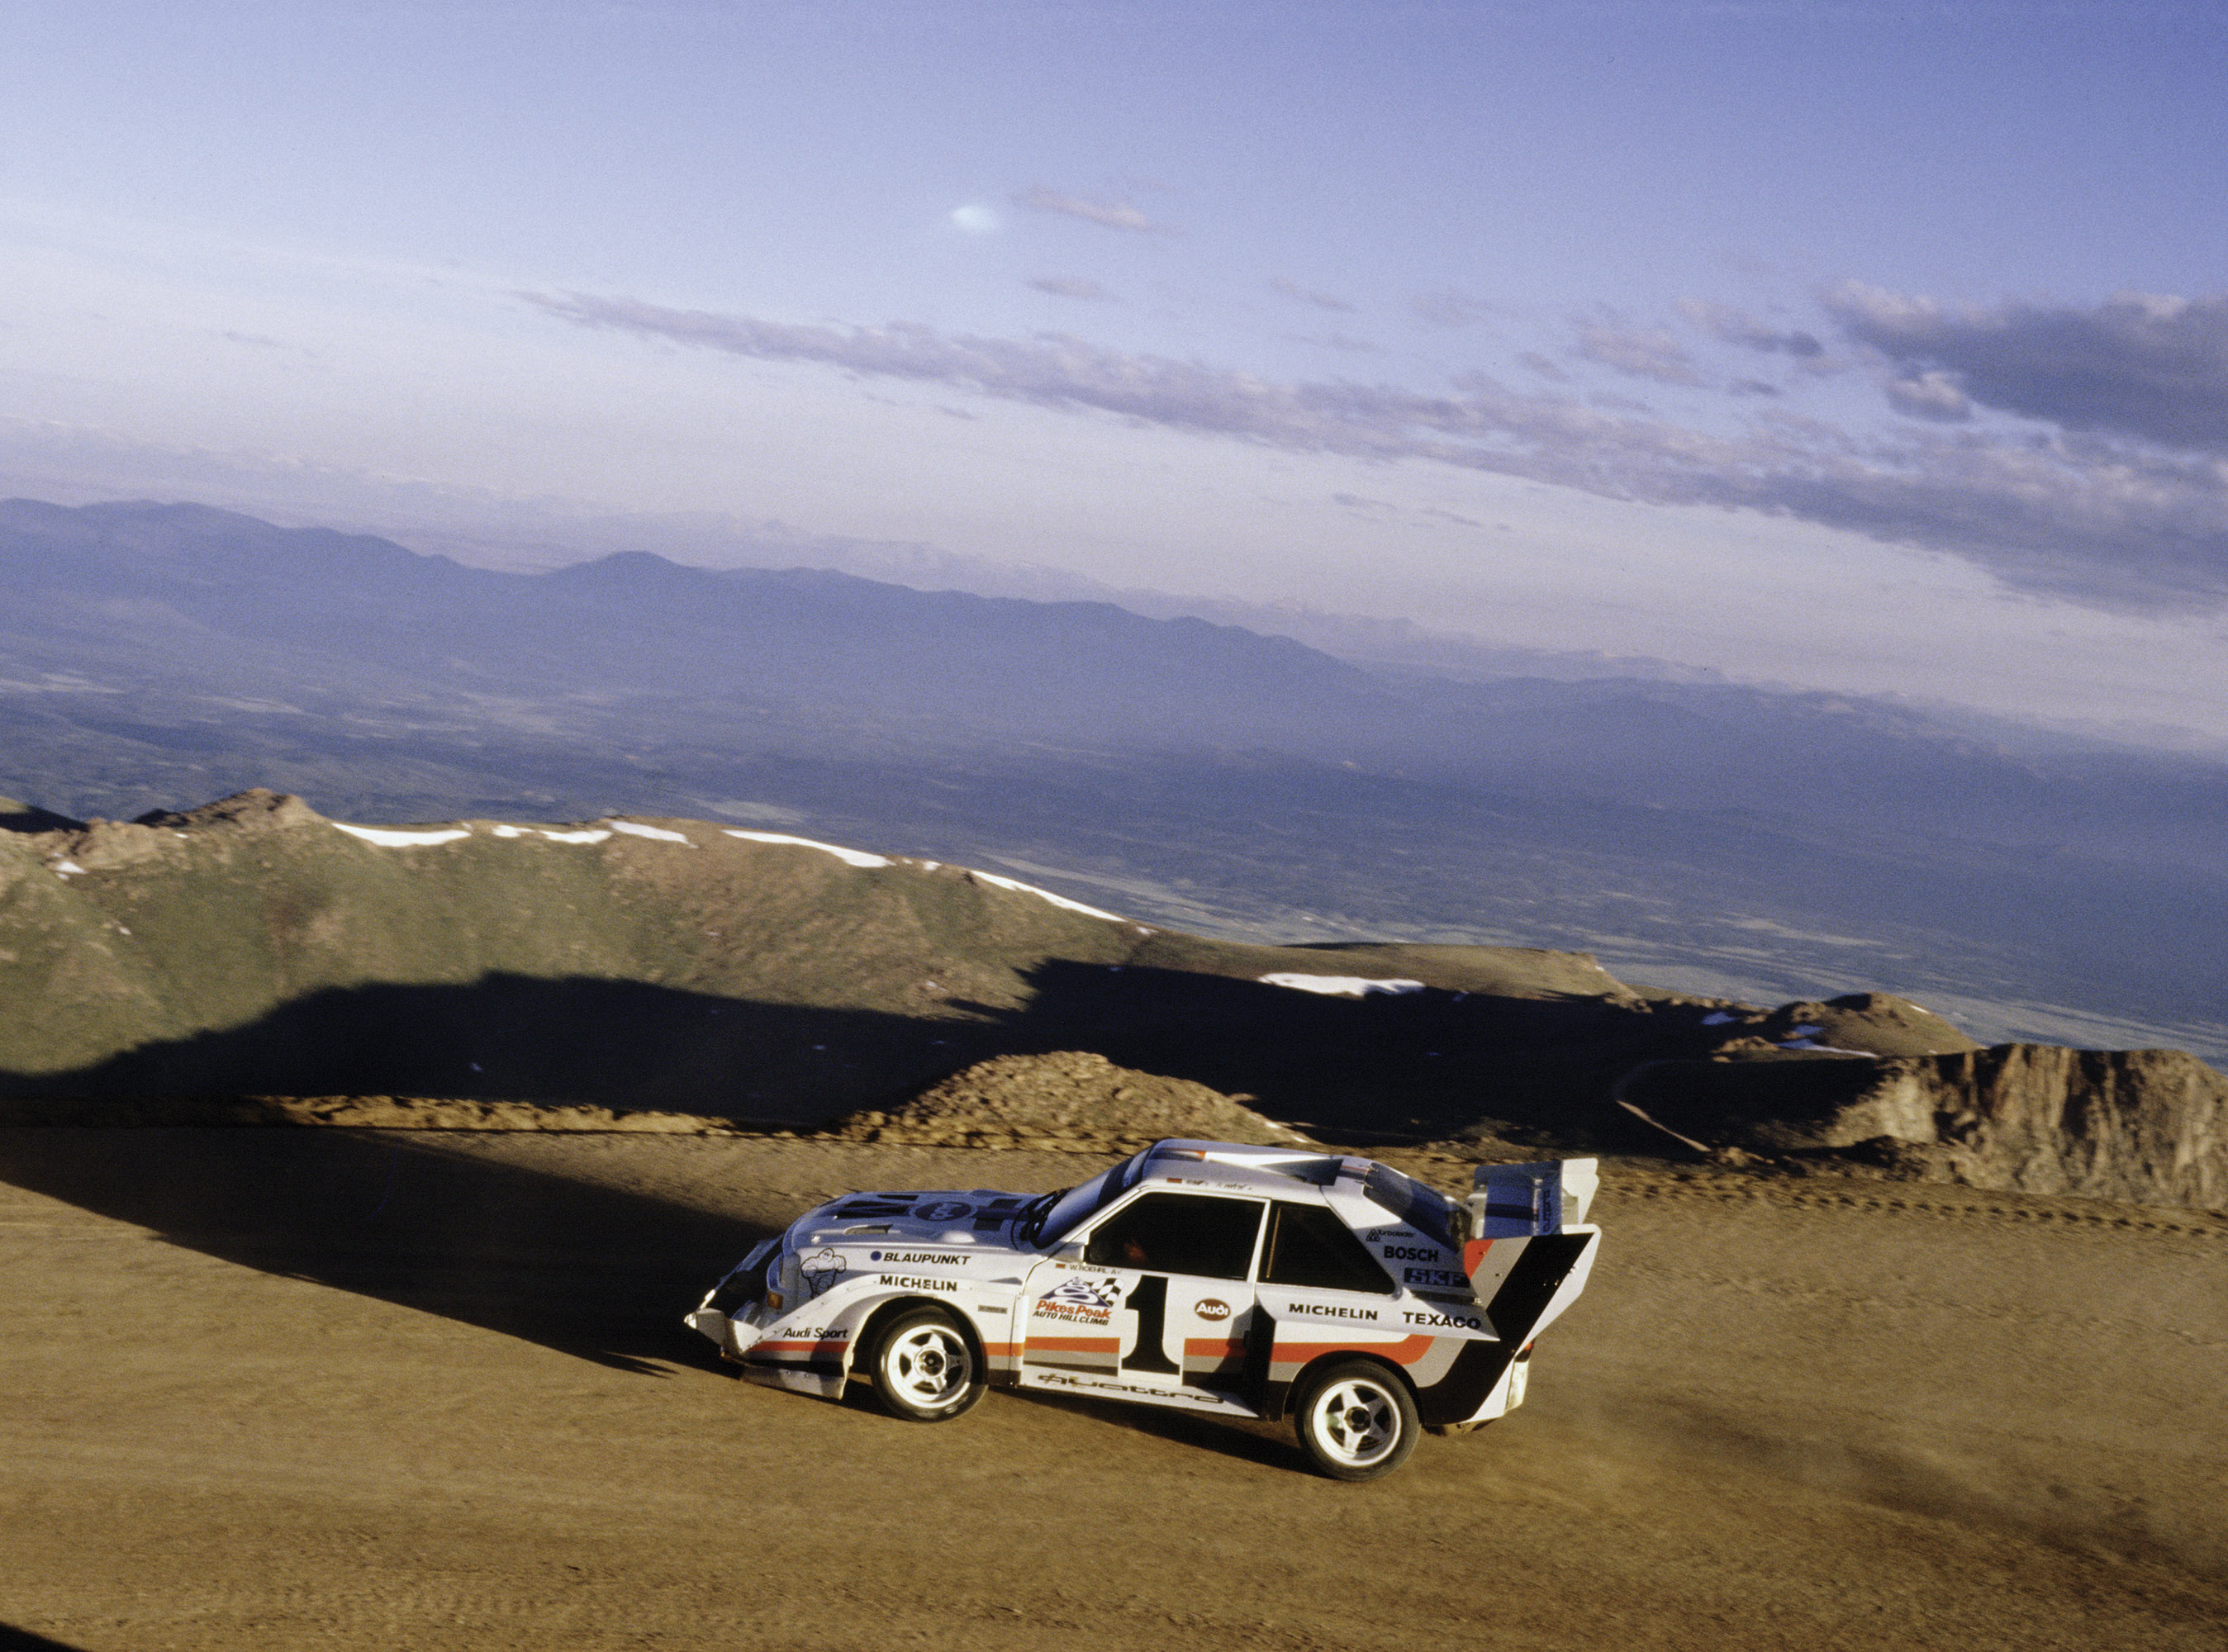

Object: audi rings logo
[1194,1298,1232,1322]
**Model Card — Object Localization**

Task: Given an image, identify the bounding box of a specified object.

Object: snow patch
[723,830,892,869]
[1701,1011,1739,1025]
[539,828,612,844]
[607,820,691,843]
[970,869,1125,921]
[1260,974,1427,999]
[334,824,470,848]
[50,860,85,876]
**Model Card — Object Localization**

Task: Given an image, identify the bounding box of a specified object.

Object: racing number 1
[1120,1275,1178,1374]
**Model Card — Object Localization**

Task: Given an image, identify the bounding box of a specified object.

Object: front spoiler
[684,1304,764,1360]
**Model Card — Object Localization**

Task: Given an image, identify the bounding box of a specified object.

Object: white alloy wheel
[1295,1360,1418,1481]
[871,1308,985,1422]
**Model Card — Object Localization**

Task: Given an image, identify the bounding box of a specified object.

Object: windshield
[1022,1149,1151,1248]
[1359,1162,1458,1251]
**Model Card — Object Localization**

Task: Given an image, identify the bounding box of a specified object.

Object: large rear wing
[1456,1159,1601,1349]
[1463,1158,1599,1238]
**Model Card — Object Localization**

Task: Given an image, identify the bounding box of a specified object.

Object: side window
[1084,1194,1263,1279]
[1261,1201,1396,1295]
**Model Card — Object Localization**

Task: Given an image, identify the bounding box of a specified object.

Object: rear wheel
[869,1307,986,1422]
[1295,1359,1418,1481]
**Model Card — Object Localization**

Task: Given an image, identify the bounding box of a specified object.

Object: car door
[1020,1191,1266,1399]
[1253,1197,1418,1398]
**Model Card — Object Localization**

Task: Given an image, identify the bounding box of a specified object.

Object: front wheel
[1295,1359,1418,1481]
[869,1307,986,1422]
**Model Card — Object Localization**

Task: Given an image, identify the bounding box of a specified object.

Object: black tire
[868,1307,987,1422]
[1293,1359,1419,1481]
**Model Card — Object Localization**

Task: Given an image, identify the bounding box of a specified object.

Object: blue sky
[6,2,2228,742]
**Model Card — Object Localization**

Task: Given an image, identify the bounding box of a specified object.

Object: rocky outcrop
[1623,1044,2228,1209]
[825,1051,1313,1152]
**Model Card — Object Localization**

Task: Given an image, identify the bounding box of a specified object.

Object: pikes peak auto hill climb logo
[1033,1274,1123,1327]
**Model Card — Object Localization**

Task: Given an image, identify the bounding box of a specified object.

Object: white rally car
[686,1140,1600,1479]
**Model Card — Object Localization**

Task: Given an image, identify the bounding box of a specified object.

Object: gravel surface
[1,1128,2221,1651]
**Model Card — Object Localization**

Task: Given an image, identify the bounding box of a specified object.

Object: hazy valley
[3,496,2225,1060]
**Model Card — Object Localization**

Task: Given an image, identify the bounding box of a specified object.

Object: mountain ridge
[4,497,2226,1062]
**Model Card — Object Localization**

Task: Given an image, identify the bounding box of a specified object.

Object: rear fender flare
[1271,1349,1417,1421]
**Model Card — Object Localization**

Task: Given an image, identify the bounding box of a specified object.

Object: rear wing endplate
[1465,1158,1599,1237]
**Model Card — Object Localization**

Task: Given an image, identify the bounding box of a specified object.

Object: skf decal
[911,1200,973,1222]
[1404,1266,1470,1289]
[1285,1303,1378,1321]
[879,1274,960,1293]
[1193,1298,1233,1322]
[869,1250,969,1266]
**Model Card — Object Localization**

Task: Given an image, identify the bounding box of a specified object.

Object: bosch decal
[1381,1245,1443,1262]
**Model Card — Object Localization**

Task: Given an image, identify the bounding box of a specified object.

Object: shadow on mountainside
[0,961,1690,1145]
[0,1126,769,1374]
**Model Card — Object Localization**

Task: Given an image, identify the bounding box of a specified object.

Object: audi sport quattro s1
[685,1140,1600,1480]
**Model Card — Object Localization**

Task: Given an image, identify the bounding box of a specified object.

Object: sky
[5,0,2228,743]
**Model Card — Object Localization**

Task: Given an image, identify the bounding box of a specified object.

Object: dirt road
[2,1128,2222,1650]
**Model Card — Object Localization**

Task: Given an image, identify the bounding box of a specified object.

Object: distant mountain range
[2,496,2225,1059]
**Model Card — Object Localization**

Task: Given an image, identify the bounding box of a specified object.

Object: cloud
[1827,284,2228,452]
[1411,289,1489,328]
[1518,351,1570,384]
[525,288,2228,611]
[1269,277,1356,313]
[1028,277,1115,301]
[1011,186,1176,235]
[1883,369,1971,422]
[1680,299,1824,358]
[1301,332,1385,354]
[1572,316,1705,386]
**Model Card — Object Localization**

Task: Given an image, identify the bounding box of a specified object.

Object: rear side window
[1261,1201,1395,1295]
[1085,1194,1263,1279]
[1358,1163,1457,1250]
